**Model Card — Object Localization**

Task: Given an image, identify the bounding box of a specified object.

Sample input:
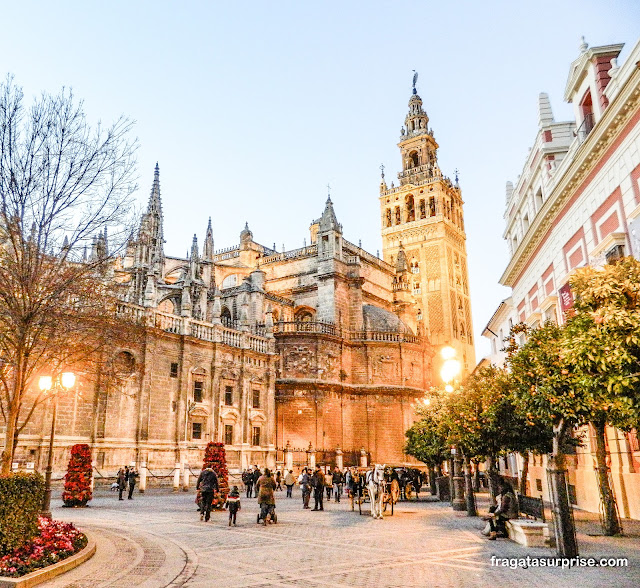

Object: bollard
[139,462,147,493]
[90,462,96,492]
[173,463,181,492]
[183,465,190,491]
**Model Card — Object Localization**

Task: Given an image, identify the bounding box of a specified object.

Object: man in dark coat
[312,466,325,511]
[242,469,254,498]
[332,466,344,502]
[197,465,220,521]
[252,466,261,497]
[127,467,138,499]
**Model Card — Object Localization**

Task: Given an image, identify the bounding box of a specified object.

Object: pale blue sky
[2,0,639,358]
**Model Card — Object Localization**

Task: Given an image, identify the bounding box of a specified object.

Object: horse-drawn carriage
[348,465,400,518]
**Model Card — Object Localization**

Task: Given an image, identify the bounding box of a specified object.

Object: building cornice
[500,71,640,288]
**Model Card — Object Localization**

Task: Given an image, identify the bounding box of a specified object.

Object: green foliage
[566,257,640,428]
[405,393,449,466]
[0,473,45,556]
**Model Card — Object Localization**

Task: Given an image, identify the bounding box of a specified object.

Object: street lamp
[39,372,76,518]
[439,347,466,512]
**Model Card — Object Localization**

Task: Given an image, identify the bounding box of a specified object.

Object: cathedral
[13,81,475,475]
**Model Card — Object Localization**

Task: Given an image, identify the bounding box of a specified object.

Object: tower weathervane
[412,70,418,95]
[454,168,459,184]
[380,163,385,179]
[327,183,331,197]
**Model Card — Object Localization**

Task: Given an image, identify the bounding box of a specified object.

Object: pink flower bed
[0,517,87,578]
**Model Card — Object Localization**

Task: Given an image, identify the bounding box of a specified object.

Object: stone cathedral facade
[11,85,474,475]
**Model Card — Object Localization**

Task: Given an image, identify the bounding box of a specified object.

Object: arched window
[428,197,436,216]
[405,195,415,222]
[113,350,135,376]
[221,274,237,289]
[411,261,419,274]
[395,206,401,225]
[221,306,232,326]
[385,208,392,228]
[409,151,419,168]
[158,297,176,315]
[295,309,313,322]
[419,199,426,219]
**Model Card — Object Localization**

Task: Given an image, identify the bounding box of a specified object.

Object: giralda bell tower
[380,74,475,375]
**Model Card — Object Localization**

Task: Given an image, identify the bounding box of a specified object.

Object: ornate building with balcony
[484,37,640,519]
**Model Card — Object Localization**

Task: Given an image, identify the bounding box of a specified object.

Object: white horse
[366,464,386,519]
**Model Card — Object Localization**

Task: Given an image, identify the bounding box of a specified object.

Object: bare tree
[0,76,139,474]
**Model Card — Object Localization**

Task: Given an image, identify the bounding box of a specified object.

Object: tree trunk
[486,455,500,507]
[593,418,622,536]
[548,421,579,557]
[464,456,477,516]
[428,465,437,495]
[1,371,23,475]
[519,451,529,496]
[472,459,480,492]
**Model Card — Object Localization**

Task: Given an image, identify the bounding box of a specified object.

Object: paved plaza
[40,487,640,588]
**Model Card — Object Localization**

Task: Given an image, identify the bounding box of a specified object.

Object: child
[225,485,241,526]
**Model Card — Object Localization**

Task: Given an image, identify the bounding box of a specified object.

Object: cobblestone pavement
[41,488,640,588]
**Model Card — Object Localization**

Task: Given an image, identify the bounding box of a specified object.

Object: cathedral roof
[362,305,413,335]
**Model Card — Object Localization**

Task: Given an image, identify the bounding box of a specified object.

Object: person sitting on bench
[484,479,518,540]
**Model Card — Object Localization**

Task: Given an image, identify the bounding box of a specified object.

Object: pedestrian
[196,463,220,522]
[324,469,333,501]
[312,465,325,511]
[332,466,343,502]
[127,467,138,499]
[117,467,126,501]
[225,485,241,526]
[243,468,253,498]
[482,478,518,540]
[300,467,311,509]
[256,468,277,525]
[252,465,261,497]
[284,469,295,498]
[275,470,282,491]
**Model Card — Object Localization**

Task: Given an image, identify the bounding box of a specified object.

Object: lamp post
[39,372,76,518]
[440,347,466,512]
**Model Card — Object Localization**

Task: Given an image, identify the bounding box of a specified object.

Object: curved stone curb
[0,532,96,588]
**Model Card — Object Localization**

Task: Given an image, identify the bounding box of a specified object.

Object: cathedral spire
[319,195,341,233]
[148,162,162,215]
[203,217,214,260]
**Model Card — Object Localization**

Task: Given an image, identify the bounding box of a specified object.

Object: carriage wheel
[405,483,414,500]
[358,496,362,515]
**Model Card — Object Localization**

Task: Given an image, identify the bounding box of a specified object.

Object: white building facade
[484,38,640,519]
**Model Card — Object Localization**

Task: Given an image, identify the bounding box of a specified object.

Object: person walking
[127,467,138,499]
[243,469,254,498]
[275,470,282,491]
[324,469,333,501]
[312,465,325,511]
[256,468,277,524]
[284,469,295,498]
[225,485,241,526]
[196,464,220,522]
[332,466,343,502]
[300,468,311,509]
[117,468,126,501]
[252,465,261,497]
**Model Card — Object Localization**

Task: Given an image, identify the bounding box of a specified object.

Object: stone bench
[505,519,554,548]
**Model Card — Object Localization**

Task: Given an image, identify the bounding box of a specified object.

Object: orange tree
[563,257,640,535]
[506,321,586,557]
[441,366,552,502]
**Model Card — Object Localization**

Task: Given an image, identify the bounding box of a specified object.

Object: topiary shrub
[0,472,45,556]
[62,444,93,507]
[203,442,229,509]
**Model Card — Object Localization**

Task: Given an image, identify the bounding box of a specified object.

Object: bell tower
[380,74,475,374]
